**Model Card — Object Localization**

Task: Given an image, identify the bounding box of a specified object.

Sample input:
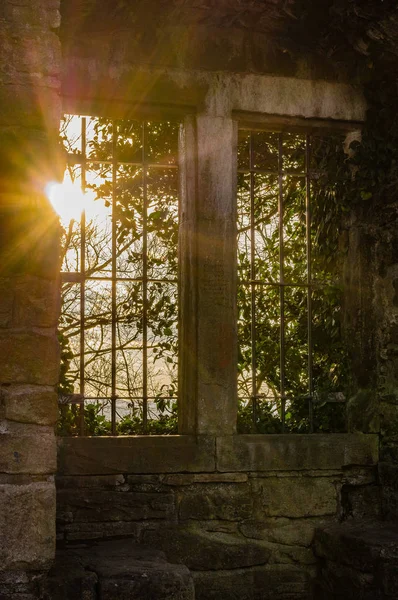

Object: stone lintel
[57,435,216,475]
[216,434,379,472]
[63,64,366,125]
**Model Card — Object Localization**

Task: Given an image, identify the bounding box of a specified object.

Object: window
[237,130,347,434]
[54,116,180,435]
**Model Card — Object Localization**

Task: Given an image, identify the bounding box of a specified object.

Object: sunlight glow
[45,174,100,225]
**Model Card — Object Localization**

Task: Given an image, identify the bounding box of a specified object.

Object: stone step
[313,520,398,599]
[40,539,195,600]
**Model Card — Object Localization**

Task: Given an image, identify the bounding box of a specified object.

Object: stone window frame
[62,69,365,438]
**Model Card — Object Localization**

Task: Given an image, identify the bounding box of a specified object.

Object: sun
[45,173,99,226]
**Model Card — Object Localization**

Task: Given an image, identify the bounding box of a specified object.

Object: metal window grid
[237,130,338,433]
[60,116,179,435]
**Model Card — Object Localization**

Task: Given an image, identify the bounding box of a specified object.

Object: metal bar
[238,280,336,288]
[306,134,314,433]
[278,133,286,431]
[111,121,117,435]
[61,274,178,284]
[142,122,148,433]
[68,157,178,170]
[238,168,306,177]
[74,396,178,401]
[249,133,257,431]
[79,117,87,436]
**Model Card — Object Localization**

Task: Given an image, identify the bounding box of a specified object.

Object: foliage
[236,131,349,433]
[58,116,179,435]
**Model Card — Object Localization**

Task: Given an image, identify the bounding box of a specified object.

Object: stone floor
[40,540,194,600]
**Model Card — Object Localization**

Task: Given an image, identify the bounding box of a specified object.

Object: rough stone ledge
[57,434,379,476]
[57,435,216,475]
[216,434,379,472]
[313,520,398,599]
[313,520,398,571]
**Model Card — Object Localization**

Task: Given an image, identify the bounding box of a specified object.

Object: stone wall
[57,434,378,600]
[0,0,62,596]
[343,198,398,521]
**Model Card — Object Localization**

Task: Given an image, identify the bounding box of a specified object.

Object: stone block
[251,476,337,518]
[341,484,381,520]
[0,422,56,474]
[12,276,60,328]
[0,1,60,30]
[40,552,98,600]
[63,521,142,542]
[142,525,272,571]
[0,282,13,328]
[380,562,398,597]
[56,474,125,489]
[178,482,252,521]
[216,434,379,472]
[0,84,61,131]
[0,331,59,385]
[0,26,60,78]
[314,521,398,572]
[164,472,248,485]
[239,517,327,547]
[57,435,216,475]
[43,540,194,600]
[57,488,176,522]
[193,564,309,600]
[0,481,55,570]
[0,570,45,598]
[317,561,379,600]
[1,385,58,426]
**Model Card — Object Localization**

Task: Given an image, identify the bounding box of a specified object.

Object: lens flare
[45,176,87,224]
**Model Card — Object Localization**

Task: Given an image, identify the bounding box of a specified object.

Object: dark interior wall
[59,0,353,105]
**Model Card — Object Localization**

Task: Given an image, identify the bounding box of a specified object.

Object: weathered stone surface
[216,434,379,472]
[0,283,13,328]
[341,484,381,520]
[195,115,237,436]
[178,482,252,520]
[0,481,55,570]
[0,84,61,130]
[56,474,125,489]
[0,385,58,426]
[251,476,337,518]
[316,560,380,600]
[142,525,272,571]
[62,521,142,542]
[0,422,56,474]
[42,540,194,600]
[0,331,59,385]
[0,570,45,599]
[57,435,216,475]
[193,564,309,600]
[164,472,248,486]
[239,517,327,547]
[57,488,176,522]
[346,390,380,433]
[314,521,398,571]
[12,276,60,328]
[379,461,398,519]
[0,1,60,30]
[40,552,97,600]
[0,26,60,77]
